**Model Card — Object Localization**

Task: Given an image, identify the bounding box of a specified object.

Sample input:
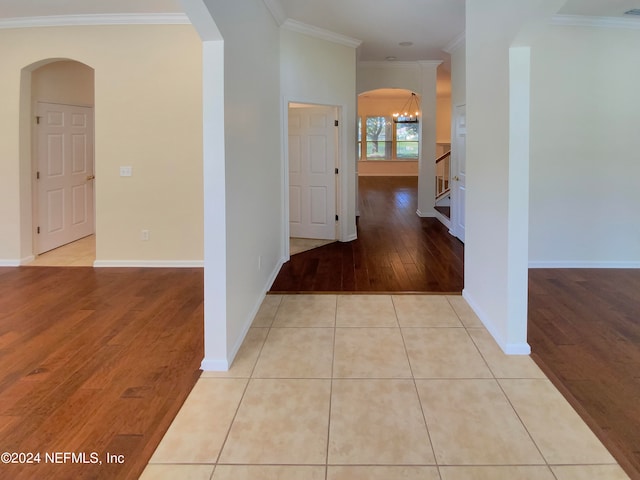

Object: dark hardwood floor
[270,176,464,293]
[529,269,640,480]
[434,205,450,218]
[0,267,203,480]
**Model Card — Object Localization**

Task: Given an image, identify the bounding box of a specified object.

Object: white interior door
[451,104,466,242]
[36,102,95,254]
[288,105,337,240]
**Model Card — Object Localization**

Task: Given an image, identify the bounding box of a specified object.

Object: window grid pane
[360,115,420,161]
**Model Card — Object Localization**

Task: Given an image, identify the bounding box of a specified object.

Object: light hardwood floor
[0,267,203,480]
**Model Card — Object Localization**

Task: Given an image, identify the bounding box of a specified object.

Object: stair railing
[435,150,451,201]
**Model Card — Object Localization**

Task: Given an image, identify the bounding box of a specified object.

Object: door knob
[86,175,95,181]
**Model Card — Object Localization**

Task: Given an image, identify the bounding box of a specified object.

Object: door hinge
[37,226,40,234]
[335,214,339,221]
[36,171,40,180]
[36,116,41,125]
[334,120,339,127]
[335,168,339,174]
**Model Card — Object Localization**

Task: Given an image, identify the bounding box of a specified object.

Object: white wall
[464,0,561,354]
[529,25,640,267]
[0,25,203,266]
[436,95,451,145]
[448,41,465,240]
[281,28,358,242]
[357,62,439,216]
[203,0,282,366]
[451,44,466,109]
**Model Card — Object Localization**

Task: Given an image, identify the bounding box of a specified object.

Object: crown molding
[358,61,420,68]
[443,32,465,54]
[262,0,286,26]
[552,14,640,30]
[358,60,441,69]
[281,18,361,48]
[0,13,190,29]
[418,60,443,68]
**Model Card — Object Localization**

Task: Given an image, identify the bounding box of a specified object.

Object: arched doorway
[357,88,421,177]
[21,59,95,265]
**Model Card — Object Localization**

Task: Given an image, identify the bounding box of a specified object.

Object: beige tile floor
[141,294,630,480]
[290,237,335,256]
[26,234,95,266]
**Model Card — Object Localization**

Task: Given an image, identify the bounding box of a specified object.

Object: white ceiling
[558,0,640,17]
[1,0,637,67]
[277,0,464,62]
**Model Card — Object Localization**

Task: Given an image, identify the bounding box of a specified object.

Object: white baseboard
[462,289,531,356]
[202,257,285,372]
[266,257,285,292]
[0,259,20,267]
[93,260,204,268]
[226,260,285,368]
[502,342,532,355]
[357,173,419,177]
[529,260,640,269]
[342,233,358,242]
[200,357,230,371]
[416,209,436,218]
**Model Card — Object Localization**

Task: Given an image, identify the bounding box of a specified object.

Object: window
[357,117,361,160]
[395,123,419,159]
[360,115,419,161]
[365,116,392,160]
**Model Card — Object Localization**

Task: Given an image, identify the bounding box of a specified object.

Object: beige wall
[0,25,203,264]
[32,60,94,107]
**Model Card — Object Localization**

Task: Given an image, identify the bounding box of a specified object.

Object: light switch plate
[120,166,132,177]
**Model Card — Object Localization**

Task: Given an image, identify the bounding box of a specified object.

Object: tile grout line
[325,295,338,480]
[210,296,281,468]
[445,296,559,478]
[391,295,442,477]
[450,305,496,379]
[495,377,556,476]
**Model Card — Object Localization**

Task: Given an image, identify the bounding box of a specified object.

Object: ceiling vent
[624,8,640,15]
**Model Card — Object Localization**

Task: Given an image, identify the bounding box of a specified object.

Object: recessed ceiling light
[399,41,413,47]
[385,56,397,61]
[624,8,640,15]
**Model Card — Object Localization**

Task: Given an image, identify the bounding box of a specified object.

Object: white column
[180,0,230,370]
[417,61,440,217]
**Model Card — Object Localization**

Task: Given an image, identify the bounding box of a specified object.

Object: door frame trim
[450,103,466,242]
[282,98,343,261]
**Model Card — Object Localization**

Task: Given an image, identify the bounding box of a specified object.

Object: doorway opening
[287,103,340,257]
[357,89,421,177]
[22,59,96,266]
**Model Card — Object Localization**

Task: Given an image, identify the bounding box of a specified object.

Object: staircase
[435,150,451,219]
